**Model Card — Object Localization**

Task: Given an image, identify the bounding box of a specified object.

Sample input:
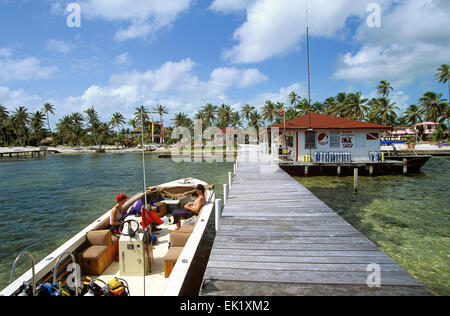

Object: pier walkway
[200,147,431,296]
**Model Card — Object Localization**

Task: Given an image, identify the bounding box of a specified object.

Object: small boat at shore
[382,141,432,173]
[1,178,215,296]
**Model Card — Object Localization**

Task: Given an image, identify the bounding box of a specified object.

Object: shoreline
[0,146,240,155]
[1,143,449,156]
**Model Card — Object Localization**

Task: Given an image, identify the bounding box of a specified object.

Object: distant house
[267,113,391,162]
[388,122,439,140]
[213,128,249,145]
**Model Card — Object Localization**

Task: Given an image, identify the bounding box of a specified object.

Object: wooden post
[215,199,222,232]
[354,168,358,193]
[233,163,236,175]
[228,172,232,189]
[305,165,309,177]
[337,165,341,177]
[223,184,228,206]
[403,158,408,176]
[369,165,374,177]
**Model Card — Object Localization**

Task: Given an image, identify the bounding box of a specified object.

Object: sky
[0,0,449,127]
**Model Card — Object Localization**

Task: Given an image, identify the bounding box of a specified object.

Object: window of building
[305,131,316,149]
[330,132,340,148]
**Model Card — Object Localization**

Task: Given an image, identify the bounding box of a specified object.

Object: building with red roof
[267,113,391,162]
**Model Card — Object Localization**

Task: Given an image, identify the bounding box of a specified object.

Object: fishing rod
[306,0,313,159]
[139,81,148,297]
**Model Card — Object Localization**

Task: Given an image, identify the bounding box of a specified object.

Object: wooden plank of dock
[200,147,432,296]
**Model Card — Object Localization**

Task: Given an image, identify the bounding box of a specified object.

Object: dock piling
[354,168,359,193]
[228,172,233,189]
[214,199,222,232]
[403,158,408,176]
[223,184,228,205]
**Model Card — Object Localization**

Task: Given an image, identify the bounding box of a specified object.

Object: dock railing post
[403,158,408,176]
[223,184,228,205]
[354,168,359,193]
[215,199,222,232]
[228,171,232,189]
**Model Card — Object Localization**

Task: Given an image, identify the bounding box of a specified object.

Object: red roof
[268,113,391,131]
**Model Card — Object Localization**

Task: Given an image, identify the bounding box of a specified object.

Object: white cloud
[58,59,268,118]
[115,52,132,67]
[0,86,42,109]
[209,0,256,13]
[46,39,74,54]
[0,49,58,82]
[0,48,12,57]
[219,0,388,64]
[334,0,450,86]
[56,0,194,41]
[251,83,306,108]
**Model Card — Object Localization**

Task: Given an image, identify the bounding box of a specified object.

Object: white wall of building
[295,130,382,162]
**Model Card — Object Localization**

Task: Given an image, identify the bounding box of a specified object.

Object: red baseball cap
[116,193,129,202]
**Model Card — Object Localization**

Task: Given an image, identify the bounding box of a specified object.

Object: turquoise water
[0,153,232,290]
[295,156,450,296]
[1,153,448,295]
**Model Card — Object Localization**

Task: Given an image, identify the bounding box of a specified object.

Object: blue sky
[0,0,448,127]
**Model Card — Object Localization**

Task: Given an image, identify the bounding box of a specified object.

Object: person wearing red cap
[110,193,129,232]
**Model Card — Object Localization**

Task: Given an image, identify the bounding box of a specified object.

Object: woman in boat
[172,184,206,229]
[110,193,129,233]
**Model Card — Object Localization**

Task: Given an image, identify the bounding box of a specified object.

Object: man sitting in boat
[110,193,129,233]
[172,184,206,230]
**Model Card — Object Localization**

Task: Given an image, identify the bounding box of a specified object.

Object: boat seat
[79,230,115,276]
[163,247,183,278]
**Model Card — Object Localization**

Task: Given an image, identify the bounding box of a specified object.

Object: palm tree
[403,105,423,126]
[341,92,369,121]
[376,80,394,98]
[201,103,218,127]
[261,100,277,124]
[403,104,423,142]
[217,104,233,129]
[42,103,55,133]
[286,106,300,121]
[11,106,30,146]
[153,104,169,143]
[84,106,101,147]
[69,112,85,146]
[56,115,71,146]
[295,99,311,116]
[435,64,450,104]
[30,111,47,145]
[171,112,192,128]
[134,106,150,127]
[248,110,264,143]
[418,91,448,124]
[241,104,255,124]
[230,111,243,129]
[288,91,300,107]
[110,112,126,135]
[377,97,399,127]
[0,105,9,145]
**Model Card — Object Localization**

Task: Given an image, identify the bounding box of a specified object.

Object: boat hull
[384,155,432,173]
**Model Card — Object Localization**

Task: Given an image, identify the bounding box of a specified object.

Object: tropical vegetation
[1,65,449,148]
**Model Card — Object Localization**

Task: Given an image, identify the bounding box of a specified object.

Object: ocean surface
[0,153,448,295]
[0,153,232,291]
[295,156,450,296]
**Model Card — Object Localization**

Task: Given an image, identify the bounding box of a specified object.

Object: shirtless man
[110,193,129,233]
[172,184,206,229]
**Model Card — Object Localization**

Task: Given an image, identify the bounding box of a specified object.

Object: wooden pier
[200,148,432,296]
[0,148,48,158]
